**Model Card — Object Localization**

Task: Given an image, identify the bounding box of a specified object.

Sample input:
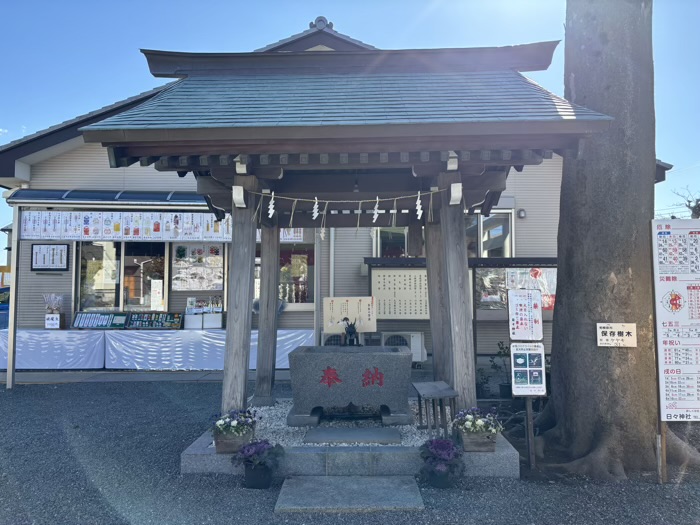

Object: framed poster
[31,244,69,271]
[511,342,547,396]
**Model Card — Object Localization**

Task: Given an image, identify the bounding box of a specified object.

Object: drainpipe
[329,228,335,297]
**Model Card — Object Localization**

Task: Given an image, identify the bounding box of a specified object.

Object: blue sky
[1,0,698,263]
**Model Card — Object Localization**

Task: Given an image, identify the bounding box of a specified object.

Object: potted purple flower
[418,438,464,488]
[232,439,284,489]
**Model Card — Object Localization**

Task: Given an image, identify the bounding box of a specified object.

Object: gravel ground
[1,381,699,525]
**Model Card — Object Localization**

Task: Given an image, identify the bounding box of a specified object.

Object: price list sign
[371,269,430,320]
[507,289,543,341]
[652,219,700,421]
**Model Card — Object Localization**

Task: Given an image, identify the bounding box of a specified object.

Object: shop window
[123,243,166,311]
[78,241,169,312]
[255,243,315,304]
[373,211,513,259]
[379,228,407,258]
[171,243,224,292]
[481,213,512,258]
[79,242,121,311]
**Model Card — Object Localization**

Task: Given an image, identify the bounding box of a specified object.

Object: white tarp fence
[0,330,105,369]
[1,329,314,370]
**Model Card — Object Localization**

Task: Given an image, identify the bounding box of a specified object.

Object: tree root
[542,432,628,481]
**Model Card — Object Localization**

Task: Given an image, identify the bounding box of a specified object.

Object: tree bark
[542,0,661,478]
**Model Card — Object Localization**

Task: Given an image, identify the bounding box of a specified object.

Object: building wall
[503,155,562,258]
[16,240,75,328]
[29,142,197,192]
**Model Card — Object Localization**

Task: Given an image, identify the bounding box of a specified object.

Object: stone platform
[181,430,520,478]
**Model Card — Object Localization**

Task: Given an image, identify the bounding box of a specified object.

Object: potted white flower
[211,409,259,454]
[452,407,503,452]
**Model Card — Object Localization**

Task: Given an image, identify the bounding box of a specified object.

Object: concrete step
[303,427,402,444]
[274,476,424,513]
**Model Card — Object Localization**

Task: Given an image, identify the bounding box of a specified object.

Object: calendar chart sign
[507,289,543,341]
[323,297,377,334]
[652,219,700,421]
[371,268,430,320]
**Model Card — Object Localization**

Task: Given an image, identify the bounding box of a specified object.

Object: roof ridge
[254,16,376,52]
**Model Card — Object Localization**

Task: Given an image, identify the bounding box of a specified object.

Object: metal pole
[6,205,21,389]
[525,397,536,470]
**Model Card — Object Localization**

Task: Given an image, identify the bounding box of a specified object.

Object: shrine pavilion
[1,17,613,412]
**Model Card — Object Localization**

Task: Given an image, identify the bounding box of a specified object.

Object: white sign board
[596,323,637,347]
[652,219,700,421]
[511,342,546,396]
[45,313,61,329]
[507,289,543,341]
[323,296,377,334]
[371,268,430,320]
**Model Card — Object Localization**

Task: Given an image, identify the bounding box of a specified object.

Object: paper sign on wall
[323,297,377,334]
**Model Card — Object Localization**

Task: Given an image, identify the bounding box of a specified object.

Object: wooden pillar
[221,184,258,414]
[439,172,476,410]
[424,220,452,384]
[5,205,20,389]
[251,221,280,406]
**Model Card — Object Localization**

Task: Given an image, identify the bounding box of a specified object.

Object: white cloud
[0,129,8,136]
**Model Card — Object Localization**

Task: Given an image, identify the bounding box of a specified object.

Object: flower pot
[243,464,273,489]
[456,429,497,452]
[213,430,254,454]
[499,383,512,399]
[426,471,454,489]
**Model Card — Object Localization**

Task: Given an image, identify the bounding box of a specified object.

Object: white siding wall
[502,155,562,257]
[30,142,197,192]
[17,240,74,328]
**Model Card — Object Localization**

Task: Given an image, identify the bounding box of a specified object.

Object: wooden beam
[439,171,477,410]
[221,180,258,413]
[425,220,452,384]
[251,221,281,407]
[107,147,138,168]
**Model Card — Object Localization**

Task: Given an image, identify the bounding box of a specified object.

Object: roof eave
[83,118,610,143]
[141,41,560,78]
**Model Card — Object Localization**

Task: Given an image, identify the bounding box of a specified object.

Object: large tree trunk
[539,0,661,478]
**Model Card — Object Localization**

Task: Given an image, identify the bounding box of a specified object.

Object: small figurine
[342,317,361,347]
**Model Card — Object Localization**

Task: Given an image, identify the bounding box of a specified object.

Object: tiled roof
[84,71,610,132]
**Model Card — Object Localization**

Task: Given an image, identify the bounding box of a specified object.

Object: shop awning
[5,189,207,207]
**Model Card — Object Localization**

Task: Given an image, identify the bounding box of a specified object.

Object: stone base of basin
[287,345,413,427]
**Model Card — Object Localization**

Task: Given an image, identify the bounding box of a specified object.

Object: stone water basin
[287,345,413,426]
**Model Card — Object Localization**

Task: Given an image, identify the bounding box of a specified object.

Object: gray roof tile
[84,71,610,132]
